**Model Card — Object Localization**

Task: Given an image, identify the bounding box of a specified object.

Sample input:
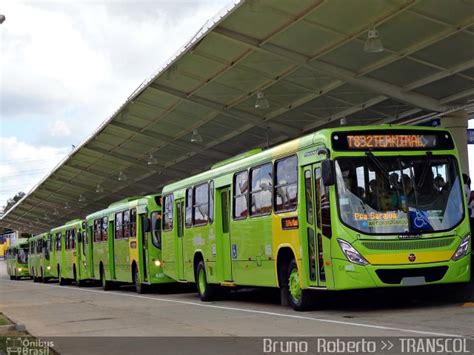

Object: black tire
[74,266,84,287]
[286,259,313,311]
[41,268,48,284]
[101,266,113,291]
[195,260,217,302]
[33,269,38,283]
[59,267,67,286]
[10,275,16,281]
[133,265,147,294]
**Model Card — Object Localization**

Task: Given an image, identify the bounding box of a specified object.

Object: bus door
[217,186,233,281]
[175,199,185,280]
[140,214,148,282]
[303,164,326,287]
[88,224,95,278]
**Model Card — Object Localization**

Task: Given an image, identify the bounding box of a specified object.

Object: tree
[2,191,25,213]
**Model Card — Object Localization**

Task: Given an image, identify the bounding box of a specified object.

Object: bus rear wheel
[41,268,47,283]
[195,260,217,302]
[59,267,67,286]
[287,259,312,311]
[100,267,113,291]
[33,269,39,283]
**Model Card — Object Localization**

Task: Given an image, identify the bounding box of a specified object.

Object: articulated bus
[85,195,173,293]
[161,125,471,310]
[28,232,55,283]
[6,238,30,280]
[51,219,87,286]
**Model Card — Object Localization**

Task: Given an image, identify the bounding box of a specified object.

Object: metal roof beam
[109,122,228,160]
[149,83,301,137]
[213,27,447,113]
[403,59,474,91]
[80,146,187,179]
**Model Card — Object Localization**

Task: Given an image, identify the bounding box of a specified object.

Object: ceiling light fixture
[190,129,203,143]
[146,153,158,165]
[340,117,347,126]
[78,194,86,203]
[255,91,270,109]
[52,209,59,216]
[364,28,384,53]
[96,184,104,193]
[64,202,70,210]
[118,171,127,182]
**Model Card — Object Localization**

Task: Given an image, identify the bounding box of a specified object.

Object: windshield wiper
[415,152,432,192]
[365,152,391,181]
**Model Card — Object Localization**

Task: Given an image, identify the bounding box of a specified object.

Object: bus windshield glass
[335,155,464,234]
[18,247,28,264]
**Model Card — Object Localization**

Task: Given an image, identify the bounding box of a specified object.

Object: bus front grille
[361,238,455,251]
[375,266,448,284]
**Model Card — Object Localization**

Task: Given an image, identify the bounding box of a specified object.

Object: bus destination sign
[347,134,435,149]
[332,130,454,151]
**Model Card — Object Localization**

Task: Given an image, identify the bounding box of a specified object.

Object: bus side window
[130,208,137,237]
[274,156,298,213]
[233,170,249,219]
[209,181,214,224]
[102,217,108,241]
[163,194,174,231]
[72,229,76,250]
[151,212,162,248]
[123,210,130,239]
[115,213,123,239]
[185,188,193,228]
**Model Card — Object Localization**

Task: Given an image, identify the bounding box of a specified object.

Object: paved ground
[0,260,473,354]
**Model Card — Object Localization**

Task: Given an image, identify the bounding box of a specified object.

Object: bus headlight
[452,235,470,261]
[18,268,22,272]
[154,259,161,267]
[337,239,369,266]
[46,266,51,270]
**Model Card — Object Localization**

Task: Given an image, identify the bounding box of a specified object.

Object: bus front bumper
[331,254,471,290]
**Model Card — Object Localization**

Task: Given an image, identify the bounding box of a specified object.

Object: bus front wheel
[133,266,147,294]
[287,259,312,312]
[195,260,217,302]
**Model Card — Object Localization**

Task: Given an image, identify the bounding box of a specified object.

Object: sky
[0,0,231,209]
[0,0,473,211]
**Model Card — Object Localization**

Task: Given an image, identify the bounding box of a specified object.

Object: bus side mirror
[322,159,335,186]
[143,217,151,233]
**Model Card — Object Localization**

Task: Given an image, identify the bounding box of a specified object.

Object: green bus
[85,195,173,293]
[161,125,471,310]
[6,238,30,280]
[51,219,87,286]
[28,232,54,283]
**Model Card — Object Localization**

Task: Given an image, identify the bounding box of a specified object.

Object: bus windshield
[18,247,28,264]
[335,155,464,235]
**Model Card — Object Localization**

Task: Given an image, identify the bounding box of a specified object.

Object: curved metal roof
[2,0,473,234]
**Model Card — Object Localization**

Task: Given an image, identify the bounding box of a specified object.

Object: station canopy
[2,0,473,234]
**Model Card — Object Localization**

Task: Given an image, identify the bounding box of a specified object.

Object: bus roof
[10,238,29,248]
[86,194,161,220]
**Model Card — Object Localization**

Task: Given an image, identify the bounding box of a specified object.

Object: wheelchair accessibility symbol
[413,210,427,229]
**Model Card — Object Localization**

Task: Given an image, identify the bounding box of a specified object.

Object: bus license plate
[401,276,425,286]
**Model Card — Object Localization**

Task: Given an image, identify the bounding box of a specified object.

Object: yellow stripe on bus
[365,251,453,265]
